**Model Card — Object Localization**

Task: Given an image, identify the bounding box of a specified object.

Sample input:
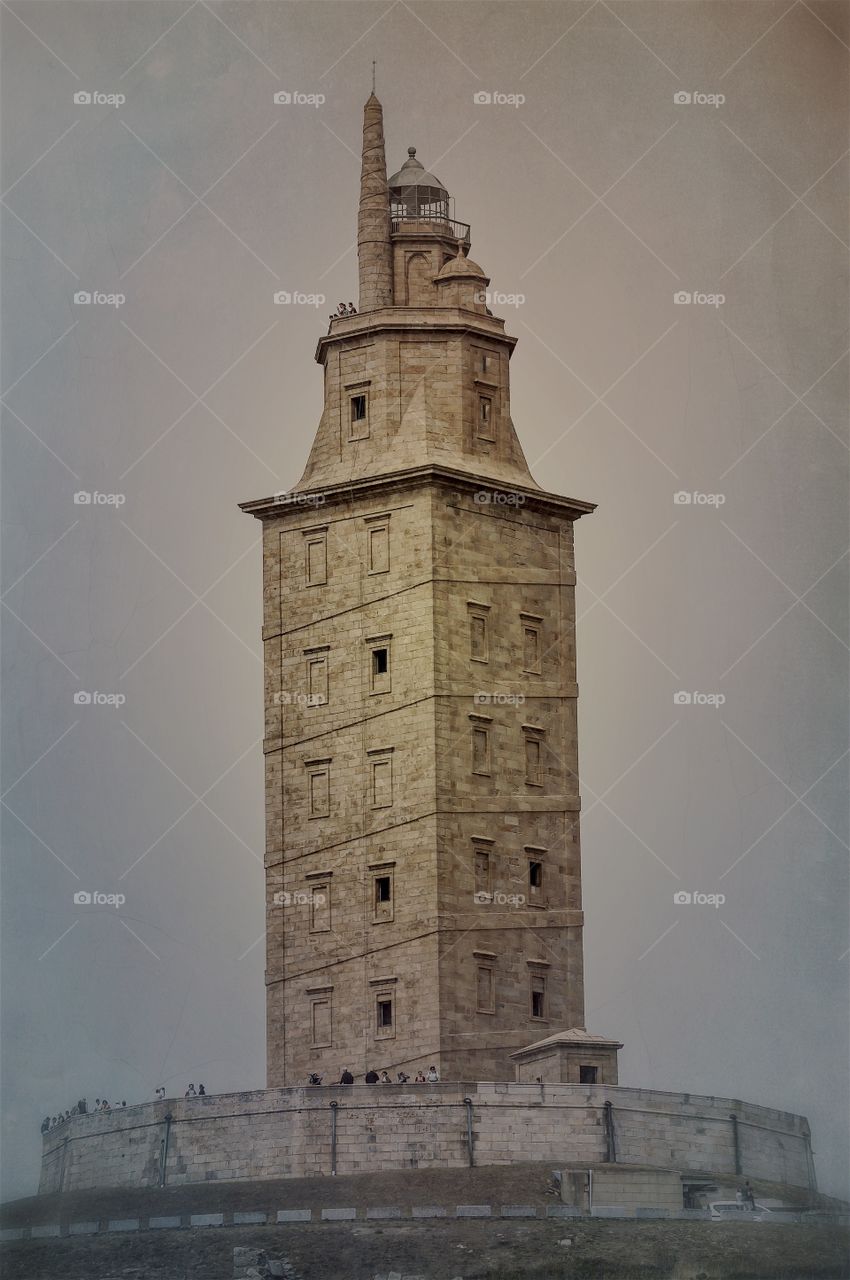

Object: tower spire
[357,91,393,311]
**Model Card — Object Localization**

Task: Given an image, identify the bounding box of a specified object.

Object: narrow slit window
[531,973,546,1020]
[474,849,491,899]
[477,395,494,440]
[368,523,390,574]
[310,885,330,932]
[523,625,540,673]
[369,640,392,695]
[311,997,332,1047]
[529,860,543,891]
[370,756,393,809]
[349,392,369,440]
[476,966,494,1014]
[376,996,394,1036]
[307,763,331,818]
[375,875,392,904]
[306,655,328,706]
[305,534,327,586]
[525,736,542,786]
[469,612,488,662]
[472,727,490,776]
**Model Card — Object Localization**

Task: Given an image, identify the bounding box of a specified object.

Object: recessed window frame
[470,713,493,777]
[476,392,495,442]
[368,860,396,924]
[366,634,392,695]
[308,986,333,1048]
[370,976,398,1040]
[476,964,496,1015]
[520,612,543,675]
[467,601,491,664]
[367,746,395,810]
[303,527,328,587]
[472,836,494,900]
[364,513,391,575]
[309,882,331,933]
[523,726,545,788]
[304,644,330,707]
[525,844,547,906]
[305,756,332,819]
[347,383,370,441]
[530,972,547,1021]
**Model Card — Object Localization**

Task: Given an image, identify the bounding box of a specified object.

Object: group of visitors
[183,1083,207,1097]
[307,1066,441,1085]
[40,1098,126,1131]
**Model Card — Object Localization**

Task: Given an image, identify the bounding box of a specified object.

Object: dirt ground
[2,1218,849,1280]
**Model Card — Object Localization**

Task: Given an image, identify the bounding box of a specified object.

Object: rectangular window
[579,1065,598,1084]
[349,391,369,440]
[476,966,495,1014]
[370,754,394,809]
[469,611,489,662]
[474,848,491,899]
[524,735,542,787]
[368,637,392,695]
[310,884,330,932]
[523,625,541,674]
[472,726,490,776]
[306,653,328,706]
[306,760,331,818]
[311,998,332,1047]
[480,351,495,375]
[376,996,394,1037]
[373,873,393,923]
[476,394,494,440]
[531,973,546,1020]
[529,860,543,892]
[367,522,390,574]
[304,532,328,586]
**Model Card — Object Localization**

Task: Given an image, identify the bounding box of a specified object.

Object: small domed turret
[434,241,487,282]
[433,242,490,312]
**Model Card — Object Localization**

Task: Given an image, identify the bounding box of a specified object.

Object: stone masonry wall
[40,1084,814,1195]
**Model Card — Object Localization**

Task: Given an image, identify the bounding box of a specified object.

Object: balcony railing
[390,212,470,245]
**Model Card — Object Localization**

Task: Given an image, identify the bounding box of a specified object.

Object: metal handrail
[390,213,470,243]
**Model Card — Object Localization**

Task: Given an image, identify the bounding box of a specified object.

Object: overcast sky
[2,0,848,1201]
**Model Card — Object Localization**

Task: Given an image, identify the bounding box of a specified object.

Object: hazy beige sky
[2,0,847,1199]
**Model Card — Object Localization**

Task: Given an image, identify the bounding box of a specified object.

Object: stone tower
[241,94,600,1087]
